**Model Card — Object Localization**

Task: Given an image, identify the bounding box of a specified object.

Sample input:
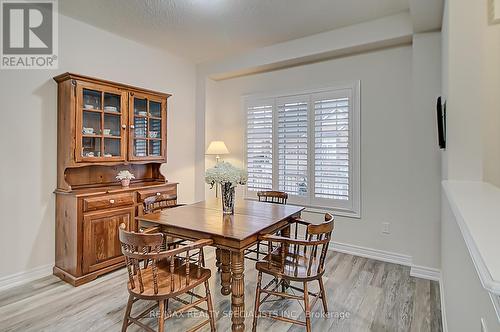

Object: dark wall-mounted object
[437,96,446,149]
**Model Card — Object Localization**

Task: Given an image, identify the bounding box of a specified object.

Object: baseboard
[439,278,449,332]
[410,265,441,281]
[331,241,413,267]
[0,264,53,291]
[331,241,443,281]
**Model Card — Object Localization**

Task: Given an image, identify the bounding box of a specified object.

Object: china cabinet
[53,73,176,286]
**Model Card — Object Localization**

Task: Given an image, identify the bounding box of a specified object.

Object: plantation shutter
[277,96,308,197]
[246,102,273,191]
[312,90,351,202]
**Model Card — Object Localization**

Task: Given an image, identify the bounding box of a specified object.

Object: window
[245,83,360,217]
[246,103,273,192]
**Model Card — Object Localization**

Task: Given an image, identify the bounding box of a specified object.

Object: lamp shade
[206,141,229,155]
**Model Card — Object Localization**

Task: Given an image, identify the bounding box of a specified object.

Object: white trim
[0,264,53,291]
[481,318,489,332]
[442,181,500,296]
[331,241,412,266]
[300,204,361,219]
[410,265,441,281]
[490,293,500,324]
[440,278,449,332]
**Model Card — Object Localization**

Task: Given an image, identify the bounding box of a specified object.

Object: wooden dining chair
[138,195,203,264]
[140,194,182,215]
[257,191,288,204]
[119,224,216,332]
[244,191,289,262]
[252,213,334,332]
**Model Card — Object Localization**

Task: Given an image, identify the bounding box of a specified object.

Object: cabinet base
[53,262,125,287]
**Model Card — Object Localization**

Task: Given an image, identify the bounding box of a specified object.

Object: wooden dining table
[136,198,304,331]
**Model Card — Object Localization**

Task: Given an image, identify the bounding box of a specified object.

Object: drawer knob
[156,192,161,196]
[109,199,115,204]
[121,124,126,129]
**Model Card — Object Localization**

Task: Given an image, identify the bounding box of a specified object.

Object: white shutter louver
[246,104,273,191]
[314,96,350,200]
[277,99,308,196]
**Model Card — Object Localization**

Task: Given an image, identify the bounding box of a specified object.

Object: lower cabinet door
[82,207,134,274]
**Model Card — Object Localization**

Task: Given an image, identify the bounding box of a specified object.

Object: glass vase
[221,183,235,215]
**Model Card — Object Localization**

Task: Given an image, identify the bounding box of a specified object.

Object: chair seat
[255,247,322,281]
[128,258,211,299]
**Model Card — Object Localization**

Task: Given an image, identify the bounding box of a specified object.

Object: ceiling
[60,0,411,63]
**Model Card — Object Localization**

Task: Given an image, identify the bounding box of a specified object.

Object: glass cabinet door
[129,93,166,160]
[76,83,127,162]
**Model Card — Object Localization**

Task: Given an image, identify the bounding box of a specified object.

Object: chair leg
[121,294,134,332]
[252,272,263,332]
[318,277,328,314]
[216,248,221,271]
[158,300,165,332]
[256,241,260,260]
[205,281,216,331]
[202,248,206,266]
[303,282,311,332]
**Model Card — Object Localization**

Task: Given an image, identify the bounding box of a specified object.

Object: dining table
[136,198,304,332]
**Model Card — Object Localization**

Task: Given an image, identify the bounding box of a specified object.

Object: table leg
[281,222,292,291]
[231,251,245,332]
[220,249,231,295]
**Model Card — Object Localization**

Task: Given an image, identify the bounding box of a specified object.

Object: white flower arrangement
[205,162,248,188]
[116,170,136,181]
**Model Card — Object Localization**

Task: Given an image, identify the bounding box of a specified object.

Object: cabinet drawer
[83,193,134,212]
[137,185,177,202]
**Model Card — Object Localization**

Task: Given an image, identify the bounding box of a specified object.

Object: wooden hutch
[53,73,177,286]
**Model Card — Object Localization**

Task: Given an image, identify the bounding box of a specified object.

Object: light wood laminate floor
[0,249,442,331]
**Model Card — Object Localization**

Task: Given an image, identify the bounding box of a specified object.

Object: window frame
[243,81,361,218]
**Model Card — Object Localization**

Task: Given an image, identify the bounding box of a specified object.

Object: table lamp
[206,141,229,163]
[206,141,229,198]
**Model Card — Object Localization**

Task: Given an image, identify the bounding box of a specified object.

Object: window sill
[443,180,500,322]
[244,197,361,219]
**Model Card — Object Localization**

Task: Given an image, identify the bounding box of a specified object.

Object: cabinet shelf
[103,110,121,115]
[82,108,102,113]
[134,114,162,120]
[82,109,122,116]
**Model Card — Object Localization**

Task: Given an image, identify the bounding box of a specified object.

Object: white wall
[481,6,500,188]
[0,14,197,278]
[203,44,442,269]
[410,32,442,270]
[441,0,500,186]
